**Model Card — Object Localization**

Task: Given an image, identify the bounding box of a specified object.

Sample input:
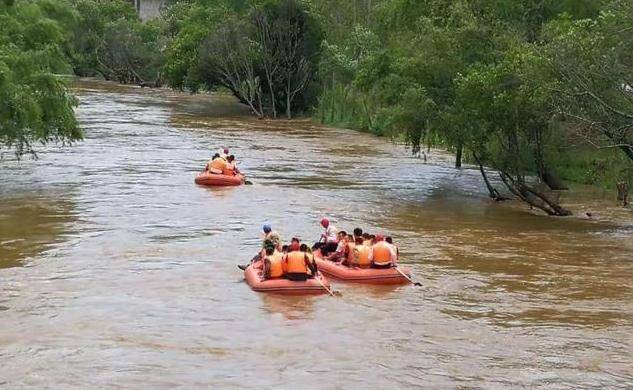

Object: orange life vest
[209,158,226,173]
[267,251,284,278]
[285,251,308,274]
[356,244,371,267]
[222,162,235,176]
[372,241,392,265]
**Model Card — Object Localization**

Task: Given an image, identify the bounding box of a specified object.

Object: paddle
[394,266,422,286]
[244,180,253,185]
[315,273,339,297]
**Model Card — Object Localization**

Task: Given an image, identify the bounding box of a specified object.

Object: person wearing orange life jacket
[207,153,227,174]
[222,155,237,176]
[284,241,316,281]
[319,218,339,256]
[385,236,400,260]
[369,234,397,269]
[261,246,285,281]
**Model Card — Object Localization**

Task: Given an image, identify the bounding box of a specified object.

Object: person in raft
[337,233,358,266]
[319,218,339,255]
[327,231,352,262]
[225,155,240,176]
[261,245,285,281]
[352,235,372,268]
[206,153,227,174]
[283,240,317,281]
[368,234,398,268]
[219,147,229,160]
[385,236,400,260]
[260,224,281,258]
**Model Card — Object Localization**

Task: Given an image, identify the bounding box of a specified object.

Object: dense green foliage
[2,0,631,213]
[312,0,631,214]
[68,0,164,85]
[162,0,323,118]
[0,0,81,157]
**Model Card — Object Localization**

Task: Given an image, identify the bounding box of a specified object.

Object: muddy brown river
[1,81,632,389]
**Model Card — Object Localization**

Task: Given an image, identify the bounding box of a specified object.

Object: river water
[1,81,632,389]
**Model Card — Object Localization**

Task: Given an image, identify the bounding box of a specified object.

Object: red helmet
[320,218,329,228]
[375,234,385,241]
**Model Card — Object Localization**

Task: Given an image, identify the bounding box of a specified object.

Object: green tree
[0,0,81,157]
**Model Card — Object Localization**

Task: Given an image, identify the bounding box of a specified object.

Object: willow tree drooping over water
[0,0,81,158]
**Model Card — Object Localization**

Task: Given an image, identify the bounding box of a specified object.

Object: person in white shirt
[319,218,338,256]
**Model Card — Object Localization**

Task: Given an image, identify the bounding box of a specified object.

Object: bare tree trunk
[286,83,292,119]
[499,170,572,216]
[473,152,507,201]
[455,142,463,168]
[617,181,629,206]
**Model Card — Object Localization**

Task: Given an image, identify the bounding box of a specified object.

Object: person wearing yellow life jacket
[350,236,371,268]
[284,242,316,281]
[262,246,285,280]
[369,234,397,269]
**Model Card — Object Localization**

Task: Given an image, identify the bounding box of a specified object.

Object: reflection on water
[0,79,631,388]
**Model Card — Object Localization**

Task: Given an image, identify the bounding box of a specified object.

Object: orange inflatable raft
[314,256,411,285]
[244,262,331,295]
[195,172,244,187]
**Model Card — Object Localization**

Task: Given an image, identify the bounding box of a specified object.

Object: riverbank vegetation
[1,0,631,214]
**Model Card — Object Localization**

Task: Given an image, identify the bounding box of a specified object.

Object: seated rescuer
[223,155,237,176]
[327,231,348,261]
[353,236,371,268]
[208,153,227,174]
[319,218,339,256]
[340,233,357,267]
[385,236,399,259]
[353,228,363,243]
[205,153,220,172]
[369,234,397,269]
[300,243,317,275]
[260,224,281,259]
[362,233,372,247]
[284,241,316,281]
[262,245,285,281]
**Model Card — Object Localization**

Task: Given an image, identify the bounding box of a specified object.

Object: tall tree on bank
[0,0,81,158]
[166,0,323,119]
